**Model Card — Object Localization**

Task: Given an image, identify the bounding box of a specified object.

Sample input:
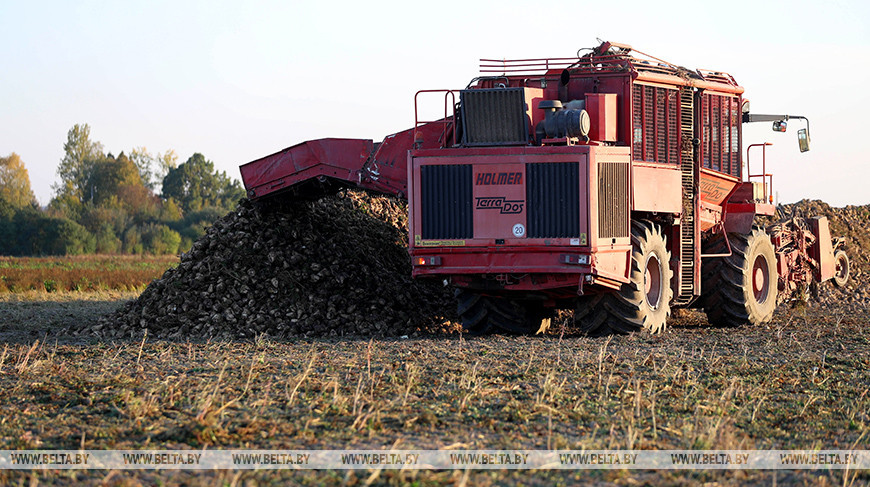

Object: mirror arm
[744,113,810,133]
[743,113,788,123]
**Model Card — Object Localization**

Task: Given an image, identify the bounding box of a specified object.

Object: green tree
[40,218,96,255]
[161,153,244,214]
[0,198,16,254]
[9,207,95,256]
[122,226,143,254]
[160,198,183,222]
[78,152,160,222]
[130,147,177,191]
[129,147,156,191]
[54,123,105,203]
[0,153,37,208]
[84,152,142,207]
[94,223,122,254]
[141,223,181,254]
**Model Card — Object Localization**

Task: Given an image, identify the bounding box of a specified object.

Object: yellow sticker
[581,233,588,245]
[418,239,466,247]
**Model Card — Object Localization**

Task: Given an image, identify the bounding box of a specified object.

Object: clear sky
[2,0,868,207]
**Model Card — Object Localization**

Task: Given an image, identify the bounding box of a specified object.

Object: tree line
[0,124,245,255]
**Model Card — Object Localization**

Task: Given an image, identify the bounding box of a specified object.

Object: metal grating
[598,162,629,239]
[420,165,473,239]
[632,84,680,164]
[460,88,528,146]
[526,162,580,238]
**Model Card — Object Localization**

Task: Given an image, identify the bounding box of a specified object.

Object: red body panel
[408,145,632,295]
[240,138,373,198]
[699,169,739,207]
[240,122,452,199]
[632,163,681,213]
[586,93,618,142]
[810,217,835,282]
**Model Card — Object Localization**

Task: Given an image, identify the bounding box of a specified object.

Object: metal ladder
[675,88,698,305]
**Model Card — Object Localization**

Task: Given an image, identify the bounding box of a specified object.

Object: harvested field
[1,298,868,485]
[2,194,868,485]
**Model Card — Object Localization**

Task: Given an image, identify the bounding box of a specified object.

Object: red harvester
[240,41,850,335]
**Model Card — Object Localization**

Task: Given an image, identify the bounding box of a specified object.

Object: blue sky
[1,0,868,206]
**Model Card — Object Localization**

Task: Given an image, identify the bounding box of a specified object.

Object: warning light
[415,256,442,266]
[559,254,590,265]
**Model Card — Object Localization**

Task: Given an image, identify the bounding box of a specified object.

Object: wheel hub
[644,254,662,309]
[752,255,770,303]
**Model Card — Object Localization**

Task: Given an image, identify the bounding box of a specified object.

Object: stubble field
[0,291,867,486]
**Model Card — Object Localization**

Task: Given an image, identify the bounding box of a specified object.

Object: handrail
[413,90,458,148]
[479,53,738,87]
[746,143,774,204]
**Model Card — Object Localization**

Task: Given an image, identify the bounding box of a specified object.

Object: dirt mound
[769,200,870,311]
[94,191,458,340]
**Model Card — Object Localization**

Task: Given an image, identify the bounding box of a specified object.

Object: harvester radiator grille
[460,88,528,146]
[526,162,580,238]
[420,164,473,239]
[701,94,740,177]
[632,84,679,164]
[597,162,629,239]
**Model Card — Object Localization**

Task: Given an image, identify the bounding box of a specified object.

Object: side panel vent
[598,162,629,239]
[526,162,580,238]
[460,88,528,146]
[420,165,473,239]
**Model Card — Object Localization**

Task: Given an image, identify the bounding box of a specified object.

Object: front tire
[576,220,673,335]
[700,227,778,327]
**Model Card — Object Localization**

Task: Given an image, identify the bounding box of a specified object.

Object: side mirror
[772,120,787,132]
[797,128,810,152]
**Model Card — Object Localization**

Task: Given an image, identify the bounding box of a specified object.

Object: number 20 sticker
[512,223,526,238]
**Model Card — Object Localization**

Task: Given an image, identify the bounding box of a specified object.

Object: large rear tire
[454,289,551,335]
[576,220,673,335]
[700,227,778,327]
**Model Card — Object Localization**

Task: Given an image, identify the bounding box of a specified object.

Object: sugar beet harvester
[240,41,849,335]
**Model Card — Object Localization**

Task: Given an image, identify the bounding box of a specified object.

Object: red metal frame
[413,90,457,148]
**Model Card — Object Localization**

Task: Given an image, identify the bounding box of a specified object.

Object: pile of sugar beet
[92,193,869,340]
[94,191,459,340]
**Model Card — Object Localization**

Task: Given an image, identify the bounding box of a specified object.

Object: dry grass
[0,295,867,486]
[0,255,176,293]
